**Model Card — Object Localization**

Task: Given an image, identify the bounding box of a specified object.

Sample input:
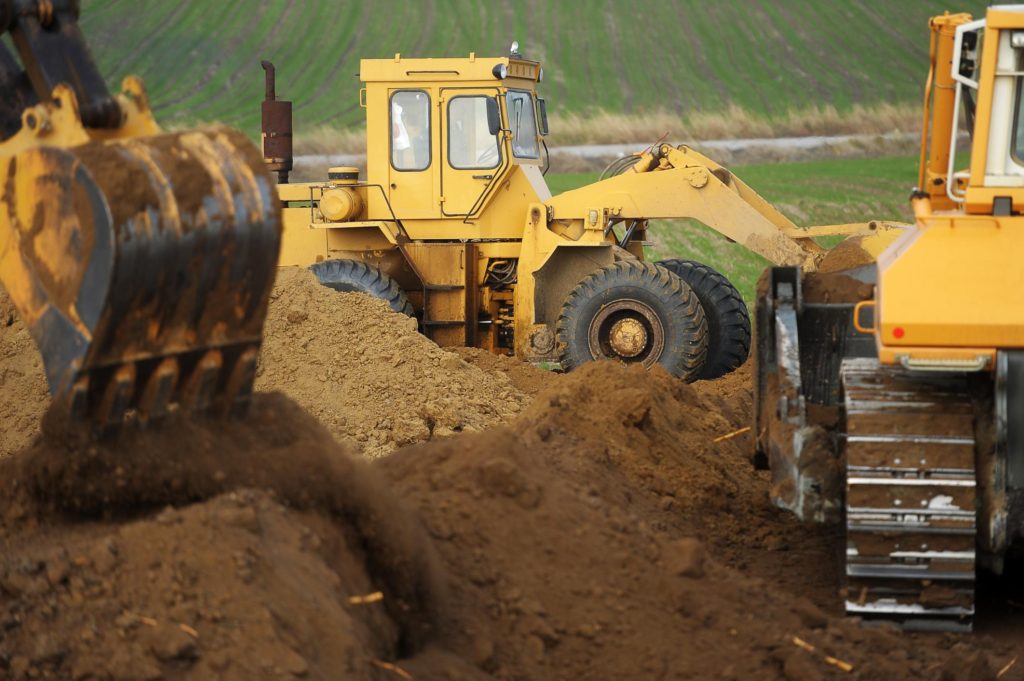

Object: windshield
[505,90,539,158]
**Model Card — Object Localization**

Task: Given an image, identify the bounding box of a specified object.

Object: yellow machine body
[0,3,281,428]
[874,7,1024,370]
[277,51,901,365]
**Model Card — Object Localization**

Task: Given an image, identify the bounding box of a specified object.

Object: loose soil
[1,364,1018,681]
[0,285,49,457]
[256,268,530,458]
[2,269,1022,681]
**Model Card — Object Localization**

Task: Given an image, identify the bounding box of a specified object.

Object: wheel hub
[608,317,647,358]
[587,299,665,366]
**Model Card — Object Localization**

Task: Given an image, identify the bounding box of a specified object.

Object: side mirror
[537,98,549,136]
[486,97,502,136]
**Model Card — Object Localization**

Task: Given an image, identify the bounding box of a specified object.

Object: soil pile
[450,347,558,396]
[255,268,529,457]
[381,361,1016,680]
[0,285,49,457]
[0,394,455,681]
[0,364,1018,680]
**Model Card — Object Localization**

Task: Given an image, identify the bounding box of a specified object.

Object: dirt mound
[816,237,877,273]
[0,361,1018,680]
[255,268,529,457]
[0,394,450,680]
[450,346,558,396]
[0,285,49,457]
[381,361,1016,680]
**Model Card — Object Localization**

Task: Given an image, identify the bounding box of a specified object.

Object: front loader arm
[545,143,886,270]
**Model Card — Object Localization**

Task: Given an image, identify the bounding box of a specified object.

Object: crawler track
[842,358,977,632]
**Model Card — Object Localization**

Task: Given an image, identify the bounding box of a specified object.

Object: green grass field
[547,154,920,303]
[78,0,987,136]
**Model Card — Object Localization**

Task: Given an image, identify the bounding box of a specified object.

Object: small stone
[664,537,705,579]
[144,622,199,662]
[286,306,308,324]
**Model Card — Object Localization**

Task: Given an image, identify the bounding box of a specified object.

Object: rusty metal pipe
[260,59,292,184]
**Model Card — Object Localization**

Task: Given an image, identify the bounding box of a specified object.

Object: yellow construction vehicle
[266,48,899,381]
[0,1,280,428]
[755,7,1024,631]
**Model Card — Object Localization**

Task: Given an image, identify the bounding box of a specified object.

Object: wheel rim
[587,299,665,366]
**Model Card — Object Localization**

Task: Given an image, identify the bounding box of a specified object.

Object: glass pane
[391,91,430,171]
[505,90,539,158]
[448,96,501,169]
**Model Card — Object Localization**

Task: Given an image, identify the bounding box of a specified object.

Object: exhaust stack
[260,60,292,184]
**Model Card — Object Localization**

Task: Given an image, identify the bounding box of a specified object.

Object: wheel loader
[265,49,902,381]
[755,7,1024,632]
[0,0,280,429]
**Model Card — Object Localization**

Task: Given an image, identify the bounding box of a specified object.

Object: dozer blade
[0,126,281,429]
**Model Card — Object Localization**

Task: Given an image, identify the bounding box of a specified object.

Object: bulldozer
[265,48,902,381]
[755,7,1024,632]
[0,0,280,429]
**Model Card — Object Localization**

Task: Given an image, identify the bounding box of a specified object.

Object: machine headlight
[492,63,508,79]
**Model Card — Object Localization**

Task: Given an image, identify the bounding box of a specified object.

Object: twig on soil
[713,426,751,443]
[179,623,199,639]
[348,591,384,605]
[792,636,853,673]
[998,656,1017,679]
[370,660,413,679]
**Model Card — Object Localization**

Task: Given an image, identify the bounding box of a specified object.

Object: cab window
[448,96,501,169]
[391,90,430,171]
[505,90,539,158]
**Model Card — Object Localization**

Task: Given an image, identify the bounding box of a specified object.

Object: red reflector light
[893,327,905,339]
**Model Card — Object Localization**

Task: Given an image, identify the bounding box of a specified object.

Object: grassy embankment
[547,154,922,304]
[80,0,986,146]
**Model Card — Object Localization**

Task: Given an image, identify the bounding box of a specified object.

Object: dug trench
[0,273,1021,680]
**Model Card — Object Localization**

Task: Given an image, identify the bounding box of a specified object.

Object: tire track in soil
[601,0,636,112]
[748,0,835,106]
[301,2,373,127]
[208,0,300,126]
[157,1,268,114]
[671,1,729,112]
[92,2,190,83]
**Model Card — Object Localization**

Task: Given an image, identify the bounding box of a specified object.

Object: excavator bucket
[0,0,281,430]
[0,127,281,427]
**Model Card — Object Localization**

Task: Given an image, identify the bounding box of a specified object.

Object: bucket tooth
[180,350,223,415]
[137,358,180,423]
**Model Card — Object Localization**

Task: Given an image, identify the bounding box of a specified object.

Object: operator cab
[360,43,550,222]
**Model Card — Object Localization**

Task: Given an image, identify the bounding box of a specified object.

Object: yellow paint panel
[877,216,1024,349]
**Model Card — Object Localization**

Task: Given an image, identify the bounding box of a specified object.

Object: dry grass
[293,124,367,155]
[291,103,921,157]
[547,102,920,146]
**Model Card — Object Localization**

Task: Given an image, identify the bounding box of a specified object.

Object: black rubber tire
[656,259,750,380]
[309,259,415,317]
[556,260,708,380]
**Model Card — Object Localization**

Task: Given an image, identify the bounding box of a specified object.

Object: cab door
[387,88,436,219]
[440,88,504,217]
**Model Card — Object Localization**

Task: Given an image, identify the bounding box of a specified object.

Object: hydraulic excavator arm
[0,0,281,430]
[543,143,904,270]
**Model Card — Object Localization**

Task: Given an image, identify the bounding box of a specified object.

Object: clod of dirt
[451,346,558,396]
[256,267,530,457]
[0,284,49,457]
[816,237,877,273]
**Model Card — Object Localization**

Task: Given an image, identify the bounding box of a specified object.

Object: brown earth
[1,363,1019,681]
[0,285,49,457]
[256,268,530,458]
[449,347,558,397]
[2,270,1022,680]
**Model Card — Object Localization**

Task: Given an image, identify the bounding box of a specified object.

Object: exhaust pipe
[260,60,292,184]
